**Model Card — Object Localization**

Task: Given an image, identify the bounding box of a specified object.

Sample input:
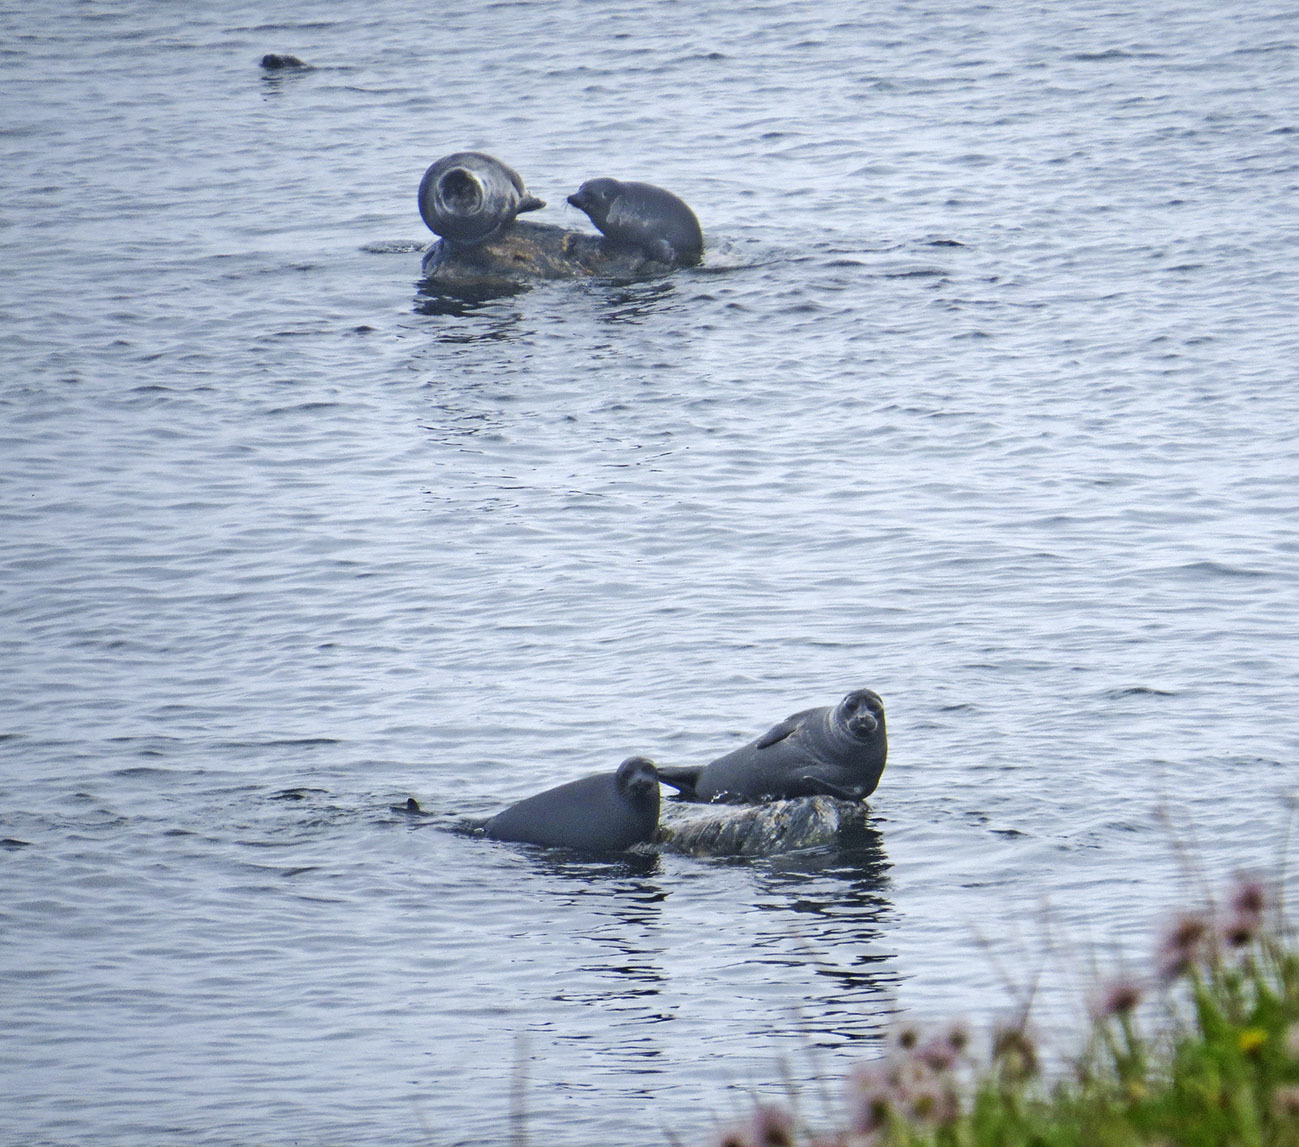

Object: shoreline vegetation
[709,875,1299,1147]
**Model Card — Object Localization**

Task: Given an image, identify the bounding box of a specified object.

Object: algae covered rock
[653,795,873,857]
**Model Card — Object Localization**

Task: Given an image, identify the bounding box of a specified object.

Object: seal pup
[567,177,703,267]
[483,756,661,851]
[418,151,545,247]
[657,690,887,804]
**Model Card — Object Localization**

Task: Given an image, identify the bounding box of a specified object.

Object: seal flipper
[656,765,703,800]
[518,194,546,214]
[753,715,804,750]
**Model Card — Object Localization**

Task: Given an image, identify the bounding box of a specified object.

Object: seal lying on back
[657,690,887,804]
[567,177,703,267]
[418,151,546,246]
[484,756,661,851]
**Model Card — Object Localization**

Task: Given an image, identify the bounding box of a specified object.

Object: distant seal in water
[419,151,546,247]
[259,53,309,70]
[657,690,887,804]
[567,177,703,267]
[484,756,661,851]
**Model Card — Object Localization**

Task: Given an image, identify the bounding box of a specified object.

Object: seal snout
[566,188,591,211]
[847,711,880,737]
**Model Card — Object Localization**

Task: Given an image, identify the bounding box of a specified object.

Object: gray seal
[567,178,703,267]
[657,689,887,804]
[483,756,660,851]
[418,152,545,246]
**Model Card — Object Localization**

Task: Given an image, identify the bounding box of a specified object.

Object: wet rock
[420,219,656,293]
[652,795,872,857]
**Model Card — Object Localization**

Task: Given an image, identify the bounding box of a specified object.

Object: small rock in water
[653,795,871,857]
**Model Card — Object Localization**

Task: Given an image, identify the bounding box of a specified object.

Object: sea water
[2,1,1297,1144]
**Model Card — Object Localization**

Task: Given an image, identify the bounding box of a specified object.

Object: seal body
[657,690,887,804]
[567,177,703,267]
[418,151,545,246]
[484,756,660,851]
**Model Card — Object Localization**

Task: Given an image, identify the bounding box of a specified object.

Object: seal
[418,151,546,247]
[567,177,703,267]
[483,756,661,851]
[657,689,887,804]
[260,53,309,70]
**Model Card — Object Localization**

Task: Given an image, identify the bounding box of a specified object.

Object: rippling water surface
[3,2,1298,1144]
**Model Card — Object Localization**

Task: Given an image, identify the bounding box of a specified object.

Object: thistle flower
[915,1025,969,1074]
[942,1022,971,1058]
[991,1025,1039,1082]
[713,1106,796,1147]
[1090,976,1143,1020]
[1229,877,1266,919]
[749,1105,794,1147]
[902,1076,960,1127]
[889,1023,922,1055]
[1156,912,1211,982]
[1273,1086,1299,1119]
[1220,877,1266,948]
[1286,1022,1299,1060]
[846,1063,895,1136]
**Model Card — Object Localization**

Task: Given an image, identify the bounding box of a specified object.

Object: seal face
[418,151,545,246]
[657,690,887,804]
[483,756,660,851]
[567,177,703,267]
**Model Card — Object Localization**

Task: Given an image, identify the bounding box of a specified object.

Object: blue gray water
[2,1,1297,1144]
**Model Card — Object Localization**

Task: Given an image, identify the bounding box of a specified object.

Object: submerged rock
[652,795,872,857]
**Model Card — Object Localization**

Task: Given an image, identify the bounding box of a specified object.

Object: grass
[713,876,1299,1147]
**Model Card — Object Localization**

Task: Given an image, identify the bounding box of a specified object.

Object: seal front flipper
[655,765,703,800]
[753,714,805,750]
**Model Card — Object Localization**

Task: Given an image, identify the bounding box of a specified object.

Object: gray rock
[649,795,872,857]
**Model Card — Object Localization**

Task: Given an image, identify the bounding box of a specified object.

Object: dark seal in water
[418,151,546,246]
[567,177,703,267]
[658,689,887,804]
[483,756,660,852]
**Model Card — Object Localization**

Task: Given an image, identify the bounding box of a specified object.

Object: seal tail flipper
[655,766,703,800]
[518,194,546,213]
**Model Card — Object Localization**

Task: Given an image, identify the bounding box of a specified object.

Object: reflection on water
[413,282,529,321]
[594,277,683,325]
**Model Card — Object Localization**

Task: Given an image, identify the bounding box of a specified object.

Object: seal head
[657,690,887,804]
[418,151,545,246]
[567,177,703,267]
[483,756,660,851]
